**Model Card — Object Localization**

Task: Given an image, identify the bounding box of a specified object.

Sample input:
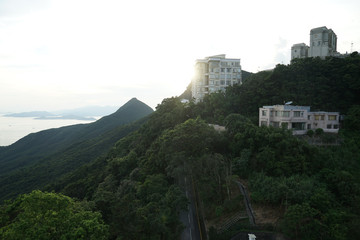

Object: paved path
[235,181,256,226]
[180,176,202,240]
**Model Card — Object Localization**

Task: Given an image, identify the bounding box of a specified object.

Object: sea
[0,115,97,146]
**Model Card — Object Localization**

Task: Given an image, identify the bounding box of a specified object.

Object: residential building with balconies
[259,105,339,135]
[191,54,242,102]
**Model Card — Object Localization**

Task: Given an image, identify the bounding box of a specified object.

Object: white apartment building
[191,54,242,102]
[259,105,339,135]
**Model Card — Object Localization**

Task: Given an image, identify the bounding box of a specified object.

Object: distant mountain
[35,115,96,121]
[4,105,119,120]
[54,105,119,117]
[0,98,153,201]
[4,111,55,118]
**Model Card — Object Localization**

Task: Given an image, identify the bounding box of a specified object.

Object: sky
[1,0,359,112]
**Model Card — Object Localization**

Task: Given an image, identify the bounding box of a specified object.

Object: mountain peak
[117,98,153,112]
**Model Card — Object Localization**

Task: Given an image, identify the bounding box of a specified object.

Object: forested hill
[41,54,360,239]
[1,54,360,239]
[0,98,153,201]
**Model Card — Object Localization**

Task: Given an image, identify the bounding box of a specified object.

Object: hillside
[0,98,153,201]
[1,54,360,239]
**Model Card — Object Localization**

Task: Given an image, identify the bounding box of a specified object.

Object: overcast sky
[1,0,359,112]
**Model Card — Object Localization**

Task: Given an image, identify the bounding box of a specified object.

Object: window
[328,115,337,121]
[333,124,339,129]
[261,121,267,126]
[227,68,231,72]
[314,115,324,120]
[275,111,279,117]
[226,80,231,85]
[308,115,311,120]
[220,74,225,79]
[272,122,280,128]
[221,68,225,72]
[270,111,273,117]
[282,111,290,117]
[215,81,219,86]
[220,80,225,85]
[262,110,267,116]
[307,124,311,129]
[209,80,214,85]
[292,122,305,130]
[294,111,301,117]
[226,74,231,78]
[327,124,332,129]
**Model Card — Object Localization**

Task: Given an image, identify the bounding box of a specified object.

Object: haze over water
[0,115,96,146]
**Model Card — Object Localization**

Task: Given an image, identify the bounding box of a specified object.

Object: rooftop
[262,105,311,111]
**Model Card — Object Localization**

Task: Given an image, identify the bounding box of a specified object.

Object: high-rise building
[309,26,338,58]
[291,26,341,60]
[291,43,309,60]
[191,54,242,102]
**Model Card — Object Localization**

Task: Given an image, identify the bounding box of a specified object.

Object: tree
[281,203,323,240]
[0,190,108,240]
[344,105,360,131]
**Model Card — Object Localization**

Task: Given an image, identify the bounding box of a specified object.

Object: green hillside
[0,98,153,201]
[1,54,360,239]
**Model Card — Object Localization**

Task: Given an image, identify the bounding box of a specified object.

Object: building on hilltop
[191,54,242,102]
[259,104,339,135]
[291,26,341,60]
[309,26,338,58]
[291,43,309,60]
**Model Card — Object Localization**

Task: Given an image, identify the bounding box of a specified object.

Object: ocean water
[0,115,97,146]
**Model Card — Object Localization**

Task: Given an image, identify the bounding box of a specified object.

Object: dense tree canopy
[0,190,108,240]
